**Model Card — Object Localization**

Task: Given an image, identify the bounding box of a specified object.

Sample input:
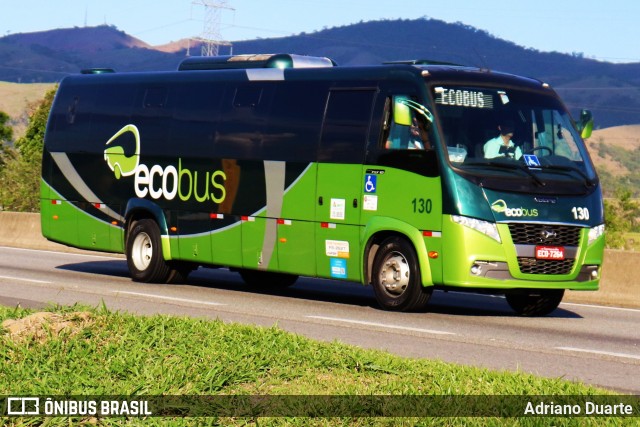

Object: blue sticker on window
[523,154,541,168]
[364,174,377,193]
[330,258,347,279]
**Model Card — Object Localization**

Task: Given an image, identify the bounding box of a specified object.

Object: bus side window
[383,95,429,151]
[215,84,275,160]
[319,89,376,163]
[233,86,262,109]
[375,95,439,178]
[265,81,327,162]
[143,87,168,109]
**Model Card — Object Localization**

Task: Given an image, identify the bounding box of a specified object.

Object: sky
[2,0,639,63]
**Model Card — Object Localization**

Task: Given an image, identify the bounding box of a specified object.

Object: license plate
[535,246,565,260]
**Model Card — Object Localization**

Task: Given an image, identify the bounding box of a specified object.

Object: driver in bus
[483,120,522,160]
[386,115,429,150]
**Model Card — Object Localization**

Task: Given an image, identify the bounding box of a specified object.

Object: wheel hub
[131,232,152,271]
[379,252,410,296]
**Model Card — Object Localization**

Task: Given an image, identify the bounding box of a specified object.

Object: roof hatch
[178,53,337,71]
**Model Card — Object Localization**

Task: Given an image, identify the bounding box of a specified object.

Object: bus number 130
[412,198,432,214]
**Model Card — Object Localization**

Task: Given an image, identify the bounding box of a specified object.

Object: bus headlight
[452,215,501,243]
[588,224,605,245]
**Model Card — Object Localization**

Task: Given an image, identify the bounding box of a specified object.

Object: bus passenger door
[268,82,328,278]
[275,163,318,277]
[315,88,376,282]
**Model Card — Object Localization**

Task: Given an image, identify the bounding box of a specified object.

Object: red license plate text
[535,246,565,260]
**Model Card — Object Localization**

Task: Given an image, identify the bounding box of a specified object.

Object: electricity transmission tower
[190,0,234,56]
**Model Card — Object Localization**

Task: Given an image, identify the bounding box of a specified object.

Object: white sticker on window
[498,91,510,105]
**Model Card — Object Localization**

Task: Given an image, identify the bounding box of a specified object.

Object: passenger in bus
[483,120,522,160]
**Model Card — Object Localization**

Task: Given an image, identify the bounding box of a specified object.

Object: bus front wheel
[505,289,564,316]
[126,219,173,283]
[371,237,432,312]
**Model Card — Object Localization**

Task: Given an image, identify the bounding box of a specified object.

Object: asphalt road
[1,246,639,394]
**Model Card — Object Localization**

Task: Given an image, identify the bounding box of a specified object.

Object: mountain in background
[1,19,639,127]
[0,26,183,82]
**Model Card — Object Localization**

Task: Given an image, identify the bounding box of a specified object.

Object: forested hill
[1,19,639,127]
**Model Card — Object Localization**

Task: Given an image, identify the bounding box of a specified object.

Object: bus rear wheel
[371,237,432,312]
[127,219,175,283]
[505,289,564,316]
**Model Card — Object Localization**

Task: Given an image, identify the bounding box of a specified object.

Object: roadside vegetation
[604,189,640,250]
[0,87,55,212]
[1,304,636,426]
[593,140,640,197]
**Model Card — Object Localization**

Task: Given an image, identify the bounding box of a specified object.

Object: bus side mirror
[578,109,593,139]
[393,96,412,126]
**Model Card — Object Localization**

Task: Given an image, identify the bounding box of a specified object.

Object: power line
[190,1,234,56]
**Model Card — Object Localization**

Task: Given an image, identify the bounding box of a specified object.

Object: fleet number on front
[571,207,590,220]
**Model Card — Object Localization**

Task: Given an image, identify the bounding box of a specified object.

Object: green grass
[1,304,637,426]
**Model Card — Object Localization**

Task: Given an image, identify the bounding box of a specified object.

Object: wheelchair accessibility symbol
[523,154,541,168]
[364,174,377,193]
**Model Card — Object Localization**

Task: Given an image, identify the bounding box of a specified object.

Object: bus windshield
[433,85,598,193]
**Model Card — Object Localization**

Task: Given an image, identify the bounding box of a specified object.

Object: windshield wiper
[537,164,596,188]
[464,160,546,187]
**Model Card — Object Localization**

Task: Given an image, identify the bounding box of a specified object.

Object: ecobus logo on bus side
[491,199,538,218]
[103,124,227,203]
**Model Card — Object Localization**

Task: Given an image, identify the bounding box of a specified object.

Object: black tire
[238,269,298,288]
[166,261,195,284]
[371,236,432,312]
[126,219,172,283]
[506,289,564,316]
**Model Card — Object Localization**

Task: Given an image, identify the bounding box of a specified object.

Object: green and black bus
[41,53,605,315]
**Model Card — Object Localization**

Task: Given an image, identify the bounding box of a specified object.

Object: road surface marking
[0,246,121,260]
[306,315,456,336]
[556,347,640,361]
[560,302,640,314]
[114,291,225,306]
[0,275,52,284]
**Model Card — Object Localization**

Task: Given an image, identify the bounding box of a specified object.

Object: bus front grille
[507,223,581,246]
[517,258,575,275]
[508,223,581,275]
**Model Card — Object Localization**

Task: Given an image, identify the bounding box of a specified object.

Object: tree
[0,87,57,211]
[15,88,56,164]
[0,111,14,168]
[604,188,640,249]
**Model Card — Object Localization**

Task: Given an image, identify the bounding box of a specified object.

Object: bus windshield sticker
[434,87,493,109]
[523,154,541,168]
[498,90,510,105]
